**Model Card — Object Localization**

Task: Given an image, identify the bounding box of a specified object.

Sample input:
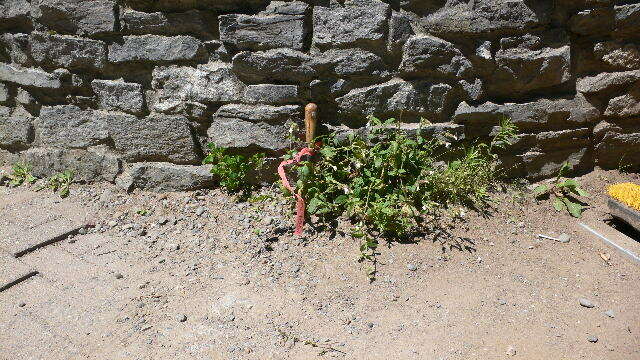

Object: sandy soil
[1,169,639,359]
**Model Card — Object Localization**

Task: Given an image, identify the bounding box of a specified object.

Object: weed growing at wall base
[285,116,517,279]
[203,143,266,197]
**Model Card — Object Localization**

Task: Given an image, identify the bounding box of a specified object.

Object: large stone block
[604,82,640,117]
[244,84,298,105]
[21,146,121,182]
[0,0,31,31]
[0,63,63,89]
[231,48,315,83]
[594,120,640,170]
[33,105,110,148]
[30,32,107,71]
[399,35,473,79]
[488,43,571,98]
[109,113,200,164]
[313,0,390,51]
[594,41,640,71]
[576,70,640,95]
[120,8,212,38]
[219,7,307,51]
[31,0,118,35]
[335,79,457,123]
[454,94,600,136]
[614,4,640,38]
[0,33,32,66]
[208,104,302,152]
[152,63,246,104]
[116,162,214,192]
[123,0,268,12]
[108,35,207,64]
[0,109,33,150]
[91,79,145,115]
[388,10,416,55]
[311,49,388,82]
[419,0,550,37]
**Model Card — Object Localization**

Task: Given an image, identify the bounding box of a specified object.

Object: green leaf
[562,197,583,218]
[553,197,566,212]
[574,187,590,197]
[533,184,549,194]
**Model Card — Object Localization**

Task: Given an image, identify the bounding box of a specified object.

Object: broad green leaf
[563,197,583,218]
[533,184,549,194]
[574,187,590,197]
[553,197,566,212]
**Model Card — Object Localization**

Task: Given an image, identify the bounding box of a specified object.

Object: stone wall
[1,0,639,191]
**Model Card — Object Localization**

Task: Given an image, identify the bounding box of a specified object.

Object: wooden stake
[305,103,318,148]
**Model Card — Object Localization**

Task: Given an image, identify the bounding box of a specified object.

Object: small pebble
[587,335,598,343]
[195,207,206,216]
[114,272,124,279]
[18,302,26,308]
[407,264,418,271]
[176,314,187,322]
[498,299,507,305]
[604,310,615,318]
[579,298,595,308]
[558,233,571,243]
[506,346,516,356]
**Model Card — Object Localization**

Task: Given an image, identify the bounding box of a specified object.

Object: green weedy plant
[533,162,590,218]
[203,143,266,195]
[8,162,37,187]
[42,170,74,198]
[287,116,517,280]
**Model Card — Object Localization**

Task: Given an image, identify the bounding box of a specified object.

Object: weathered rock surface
[0,63,64,89]
[399,35,473,79]
[232,48,315,83]
[109,114,200,165]
[312,49,388,82]
[208,104,302,152]
[0,84,9,104]
[108,35,207,64]
[244,84,298,105]
[152,63,246,104]
[30,33,107,71]
[21,146,121,182]
[569,7,614,36]
[0,0,31,31]
[0,33,32,66]
[419,0,550,37]
[34,105,110,148]
[91,80,145,115]
[576,70,640,95]
[313,0,390,51]
[614,3,640,38]
[594,41,640,71]
[336,79,457,123]
[219,6,308,51]
[120,9,212,38]
[31,0,118,35]
[0,109,33,150]
[604,82,640,117]
[117,162,214,192]
[152,100,208,123]
[594,120,640,171]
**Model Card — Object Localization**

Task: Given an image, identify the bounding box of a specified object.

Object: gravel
[579,298,595,308]
[587,335,599,343]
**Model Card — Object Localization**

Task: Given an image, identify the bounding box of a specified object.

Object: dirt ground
[1,169,639,360]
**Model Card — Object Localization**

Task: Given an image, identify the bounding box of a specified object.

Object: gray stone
[152,100,208,122]
[109,114,200,165]
[399,35,473,79]
[454,94,599,136]
[587,335,598,343]
[30,32,107,71]
[91,80,145,115]
[116,162,215,192]
[576,70,640,95]
[594,41,640,71]
[0,33,32,66]
[214,104,301,124]
[419,0,550,37]
[407,264,417,271]
[614,4,640,38]
[388,10,416,55]
[313,0,390,51]
[124,0,268,12]
[204,40,230,62]
[336,79,457,123]
[120,8,212,38]
[0,83,8,104]
[558,233,571,243]
[604,82,640,117]
[195,207,205,216]
[244,85,298,105]
[21,146,121,182]
[0,63,63,89]
[31,0,118,35]
[595,125,640,170]
[177,314,187,322]
[460,78,484,102]
[34,105,109,148]
[569,8,614,36]
[579,298,595,308]
[114,272,123,279]
[15,88,40,115]
[153,63,245,104]
[0,110,33,150]
[0,0,31,31]
[108,35,207,64]
[219,11,307,51]
[604,309,615,318]
[263,1,308,16]
[312,49,388,82]
[232,48,315,83]
[488,44,571,98]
